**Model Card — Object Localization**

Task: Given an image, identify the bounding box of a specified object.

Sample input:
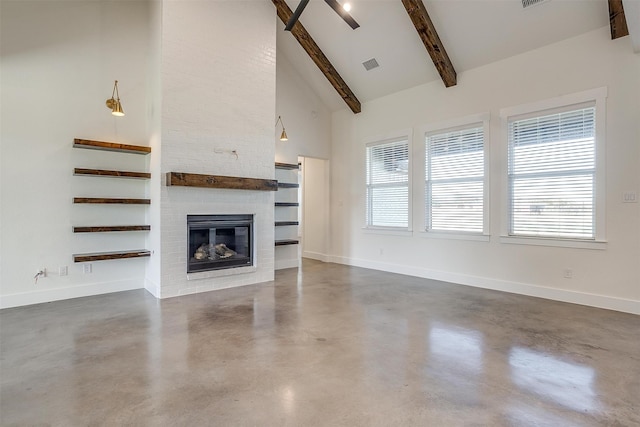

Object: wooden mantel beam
[401,0,457,88]
[272,0,361,114]
[608,0,629,40]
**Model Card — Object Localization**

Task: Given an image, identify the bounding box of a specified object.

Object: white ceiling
[276,0,613,112]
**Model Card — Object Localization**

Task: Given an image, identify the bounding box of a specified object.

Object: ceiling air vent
[362,58,379,71]
[522,0,550,8]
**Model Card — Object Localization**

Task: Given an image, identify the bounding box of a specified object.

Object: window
[508,103,596,239]
[425,124,485,233]
[366,138,409,228]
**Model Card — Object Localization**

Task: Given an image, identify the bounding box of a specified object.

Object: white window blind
[366,139,409,228]
[508,104,595,239]
[425,125,484,233]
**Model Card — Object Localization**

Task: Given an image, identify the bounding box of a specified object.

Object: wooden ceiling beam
[608,0,629,40]
[401,0,456,88]
[272,0,361,114]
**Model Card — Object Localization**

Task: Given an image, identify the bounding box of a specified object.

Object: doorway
[299,156,330,262]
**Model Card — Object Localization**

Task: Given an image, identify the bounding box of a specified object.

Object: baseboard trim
[327,255,639,315]
[144,277,161,299]
[0,279,144,309]
[302,251,329,262]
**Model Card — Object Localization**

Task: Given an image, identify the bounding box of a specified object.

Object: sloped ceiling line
[401,0,457,88]
[272,0,362,114]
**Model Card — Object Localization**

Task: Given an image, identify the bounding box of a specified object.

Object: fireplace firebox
[187,214,253,273]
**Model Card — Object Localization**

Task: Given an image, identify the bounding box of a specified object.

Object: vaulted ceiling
[275,0,637,113]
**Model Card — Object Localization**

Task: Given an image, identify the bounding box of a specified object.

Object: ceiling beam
[608,0,629,39]
[401,0,456,88]
[622,0,640,52]
[272,0,361,114]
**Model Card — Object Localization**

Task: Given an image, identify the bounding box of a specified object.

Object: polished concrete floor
[1,260,639,426]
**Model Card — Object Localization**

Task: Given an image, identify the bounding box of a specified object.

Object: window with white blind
[508,103,596,239]
[366,138,409,228]
[425,124,485,233]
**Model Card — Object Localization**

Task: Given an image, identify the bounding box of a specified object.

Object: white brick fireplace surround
[145,1,276,299]
[154,188,274,298]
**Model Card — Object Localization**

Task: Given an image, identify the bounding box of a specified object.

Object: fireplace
[187,214,254,273]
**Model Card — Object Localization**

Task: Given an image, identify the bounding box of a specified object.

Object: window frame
[364,130,413,232]
[418,113,490,241]
[499,87,607,249]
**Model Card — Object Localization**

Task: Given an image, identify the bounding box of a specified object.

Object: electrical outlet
[59,266,68,276]
[563,269,573,279]
[83,263,92,274]
[623,191,637,203]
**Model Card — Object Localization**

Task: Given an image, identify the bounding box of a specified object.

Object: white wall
[148,0,277,298]
[0,1,152,308]
[330,27,640,314]
[275,50,331,163]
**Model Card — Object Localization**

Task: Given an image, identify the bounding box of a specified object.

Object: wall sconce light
[275,115,288,141]
[105,80,124,117]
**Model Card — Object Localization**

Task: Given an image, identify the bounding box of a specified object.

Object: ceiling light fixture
[275,116,288,141]
[105,80,124,117]
[343,3,351,12]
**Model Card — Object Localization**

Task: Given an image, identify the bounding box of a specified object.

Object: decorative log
[74,250,151,263]
[608,0,629,40]
[401,0,457,87]
[73,138,151,155]
[166,172,278,191]
[271,0,361,114]
[74,168,150,179]
[73,197,151,204]
[73,226,150,233]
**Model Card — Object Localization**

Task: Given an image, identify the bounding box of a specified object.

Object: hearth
[187,214,253,273]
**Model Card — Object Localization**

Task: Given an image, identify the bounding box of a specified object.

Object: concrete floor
[1,260,639,426]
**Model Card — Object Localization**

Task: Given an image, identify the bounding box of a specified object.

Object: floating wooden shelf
[166,172,278,191]
[275,221,299,226]
[275,202,299,207]
[73,138,151,155]
[73,225,150,233]
[275,162,300,170]
[275,239,299,246]
[73,250,151,263]
[73,197,150,205]
[74,168,151,180]
[278,182,299,189]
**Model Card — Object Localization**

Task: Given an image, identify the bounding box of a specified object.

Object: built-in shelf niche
[73,226,150,233]
[274,162,300,249]
[72,138,151,263]
[275,239,299,246]
[73,250,151,263]
[277,182,299,189]
[73,197,150,205]
[74,168,150,180]
[73,138,151,155]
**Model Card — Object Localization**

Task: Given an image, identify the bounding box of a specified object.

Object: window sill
[419,231,490,242]
[362,227,413,237]
[499,235,607,250]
